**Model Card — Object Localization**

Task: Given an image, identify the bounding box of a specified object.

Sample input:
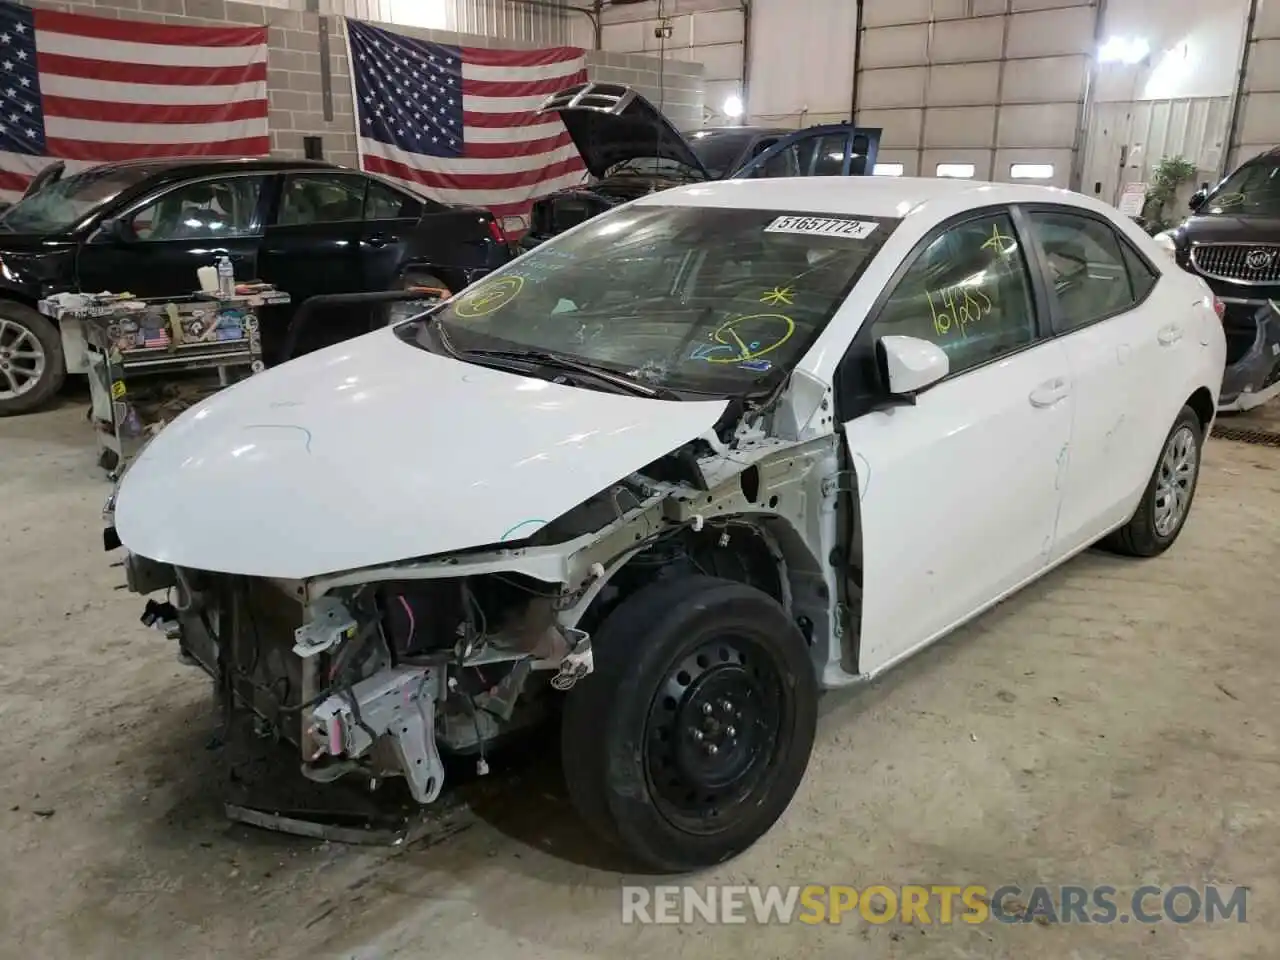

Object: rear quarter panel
[400,207,510,292]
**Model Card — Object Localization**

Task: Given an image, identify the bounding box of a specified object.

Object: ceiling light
[1099,36,1150,65]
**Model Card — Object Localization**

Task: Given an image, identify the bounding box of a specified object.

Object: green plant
[1142,155,1198,232]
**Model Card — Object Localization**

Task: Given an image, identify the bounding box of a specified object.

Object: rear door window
[1025,210,1144,333]
[277,173,366,225]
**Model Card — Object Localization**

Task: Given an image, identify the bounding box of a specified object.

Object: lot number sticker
[764,216,879,239]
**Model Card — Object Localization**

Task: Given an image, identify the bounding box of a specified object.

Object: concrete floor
[2,397,1278,960]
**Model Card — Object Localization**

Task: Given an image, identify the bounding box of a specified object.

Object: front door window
[126,177,265,242]
[873,212,1037,376]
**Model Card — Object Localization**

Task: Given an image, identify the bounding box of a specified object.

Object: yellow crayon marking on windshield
[453,275,525,318]
[760,286,795,306]
[704,313,796,364]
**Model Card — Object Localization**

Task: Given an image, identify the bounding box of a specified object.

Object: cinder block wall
[26,0,705,169]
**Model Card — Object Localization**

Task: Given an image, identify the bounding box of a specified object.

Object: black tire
[561,574,819,872]
[0,301,64,417]
[1103,404,1203,557]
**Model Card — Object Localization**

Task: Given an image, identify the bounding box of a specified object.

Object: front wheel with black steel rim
[1103,404,1203,557]
[561,575,818,872]
[0,302,64,417]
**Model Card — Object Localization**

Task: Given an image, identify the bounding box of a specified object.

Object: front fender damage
[102,396,847,812]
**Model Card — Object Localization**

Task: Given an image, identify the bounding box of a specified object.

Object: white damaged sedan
[105,176,1226,871]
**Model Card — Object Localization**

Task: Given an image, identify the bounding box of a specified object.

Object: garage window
[873,212,1037,375]
[1026,210,1140,332]
[874,162,905,177]
[1011,164,1054,180]
[936,163,976,179]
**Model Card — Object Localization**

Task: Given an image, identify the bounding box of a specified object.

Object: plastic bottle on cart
[215,256,235,299]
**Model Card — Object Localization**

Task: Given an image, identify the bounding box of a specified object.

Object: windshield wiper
[459,348,678,400]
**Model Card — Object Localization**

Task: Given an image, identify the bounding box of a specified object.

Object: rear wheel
[561,575,818,872]
[0,302,64,417]
[1103,404,1203,557]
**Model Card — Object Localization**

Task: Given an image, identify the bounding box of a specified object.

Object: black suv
[1157,147,1280,411]
[0,157,511,416]
[519,83,882,250]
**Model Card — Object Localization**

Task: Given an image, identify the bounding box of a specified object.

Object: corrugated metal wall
[600,0,746,126]
[855,0,1100,189]
[1230,0,1280,170]
[747,0,858,127]
[1081,97,1232,205]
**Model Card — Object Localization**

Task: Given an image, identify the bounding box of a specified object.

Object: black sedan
[0,157,511,416]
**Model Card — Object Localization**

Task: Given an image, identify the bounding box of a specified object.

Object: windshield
[404,204,898,395]
[0,165,150,233]
[1203,159,1280,216]
[687,131,756,178]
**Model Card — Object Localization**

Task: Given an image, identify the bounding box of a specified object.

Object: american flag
[346,18,588,235]
[0,0,268,202]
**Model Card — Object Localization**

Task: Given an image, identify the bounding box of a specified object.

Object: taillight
[486,217,507,246]
[1213,296,1226,321]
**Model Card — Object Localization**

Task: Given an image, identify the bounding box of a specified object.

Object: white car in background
[105,177,1226,872]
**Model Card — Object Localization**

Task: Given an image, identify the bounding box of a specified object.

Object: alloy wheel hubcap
[1154,424,1198,537]
[0,317,45,400]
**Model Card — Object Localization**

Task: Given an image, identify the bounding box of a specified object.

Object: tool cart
[38,288,289,476]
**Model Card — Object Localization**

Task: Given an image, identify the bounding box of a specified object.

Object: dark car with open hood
[0,157,511,416]
[519,82,882,250]
[1154,146,1280,411]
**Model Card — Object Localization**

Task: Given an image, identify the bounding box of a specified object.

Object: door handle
[1158,323,1183,346]
[1029,377,1069,408]
[365,234,390,248]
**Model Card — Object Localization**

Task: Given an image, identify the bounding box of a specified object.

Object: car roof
[71,157,344,180]
[634,176,1119,222]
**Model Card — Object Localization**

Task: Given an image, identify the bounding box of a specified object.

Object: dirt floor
[2,394,1278,960]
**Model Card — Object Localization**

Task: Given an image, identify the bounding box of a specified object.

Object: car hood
[1176,214,1280,245]
[538,81,713,180]
[112,328,730,580]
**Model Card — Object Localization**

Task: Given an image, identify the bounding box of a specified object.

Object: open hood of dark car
[537,82,713,181]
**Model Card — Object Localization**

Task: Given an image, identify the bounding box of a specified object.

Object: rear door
[1018,205,1173,555]
[76,173,269,298]
[358,177,430,290]
[259,171,366,301]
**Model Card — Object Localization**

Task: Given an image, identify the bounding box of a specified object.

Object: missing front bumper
[1219,299,1280,411]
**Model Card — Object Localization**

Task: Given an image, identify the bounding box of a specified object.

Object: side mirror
[1189,188,1208,212]
[876,335,949,400]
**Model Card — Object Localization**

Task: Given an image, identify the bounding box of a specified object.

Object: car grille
[1190,243,1280,284]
